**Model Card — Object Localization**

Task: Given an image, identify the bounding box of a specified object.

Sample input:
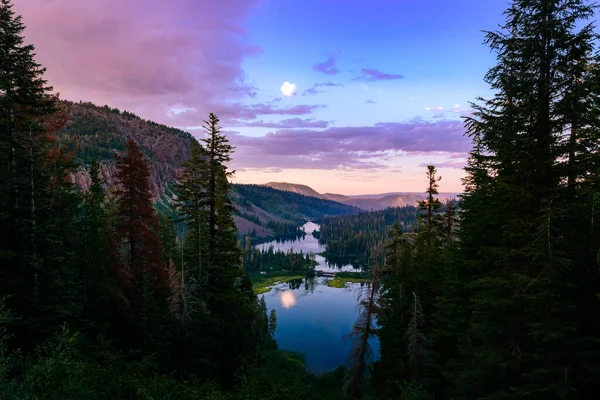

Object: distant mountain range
[264,182,460,210]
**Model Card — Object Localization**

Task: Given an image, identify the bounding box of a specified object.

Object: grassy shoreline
[326,276,371,288]
[250,270,371,293]
[251,271,306,294]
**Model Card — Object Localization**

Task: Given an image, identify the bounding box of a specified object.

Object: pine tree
[78,159,112,335]
[38,101,82,336]
[112,138,171,353]
[174,114,262,385]
[0,0,76,349]
[175,139,208,298]
[449,1,600,397]
[416,165,442,254]
[344,262,381,400]
[372,223,414,398]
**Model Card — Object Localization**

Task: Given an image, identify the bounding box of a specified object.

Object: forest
[3,0,600,399]
[233,183,361,224]
[317,206,422,268]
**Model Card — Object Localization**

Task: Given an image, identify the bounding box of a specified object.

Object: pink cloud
[14,0,264,126]
[230,118,330,129]
[227,120,471,170]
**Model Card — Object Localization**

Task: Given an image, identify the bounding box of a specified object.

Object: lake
[256,222,380,373]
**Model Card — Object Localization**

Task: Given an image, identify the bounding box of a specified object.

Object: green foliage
[233,184,360,225]
[242,243,318,274]
[318,206,421,268]
[428,1,600,398]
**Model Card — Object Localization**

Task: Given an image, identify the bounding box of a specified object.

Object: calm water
[257,221,359,273]
[256,222,379,373]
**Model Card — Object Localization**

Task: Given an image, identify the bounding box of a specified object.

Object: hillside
[264,182,326,199]
[58,101,194,199]
[233,184,361,230]
[341,193,459,210]
[57,102,358,238]
[259,181,460,210]
[322,193,350,202]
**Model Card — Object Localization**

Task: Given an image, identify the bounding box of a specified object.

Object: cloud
[366,100,377,104]
[229,118,329,129]
[175,103,327,127]
[312,56,340,75]
[228,119,472,171]
[280,82,296,97]
[302,82,343,96]
[14,0,263,127]
[356,68,404,81]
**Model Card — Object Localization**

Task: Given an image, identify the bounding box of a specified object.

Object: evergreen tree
[174,139,208,302]
[112,138,171,353]
[175,114,263,385]
[78,159,112,335]
[416,165,442,254]
[446,1,600,397]
[344,262,381,400]
[199,114,258,384]
[0,0,79,349]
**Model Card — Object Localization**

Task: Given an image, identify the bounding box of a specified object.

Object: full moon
[280,81,296,97]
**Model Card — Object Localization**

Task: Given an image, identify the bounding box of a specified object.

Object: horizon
[15,0,510,193]
[241,181,463,197]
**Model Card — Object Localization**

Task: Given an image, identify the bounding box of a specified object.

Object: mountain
[263,182,326,199]
[232,184,361,237]
[260,182,461,211]
[322,193,350,202]
[57,101,358,238]
[58,101,194,200]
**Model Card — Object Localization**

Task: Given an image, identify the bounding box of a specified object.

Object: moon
[280,82,296,97]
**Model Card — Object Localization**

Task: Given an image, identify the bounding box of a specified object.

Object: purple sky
[15,0,510,194]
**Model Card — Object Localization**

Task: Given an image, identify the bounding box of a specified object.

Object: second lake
[255,222,379,373]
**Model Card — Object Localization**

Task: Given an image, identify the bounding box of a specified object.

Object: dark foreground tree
[175,114,265,385]
[442,0,600,398]
[112,138,171,353]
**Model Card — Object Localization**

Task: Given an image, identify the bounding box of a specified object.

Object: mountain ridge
[260,182,461,210]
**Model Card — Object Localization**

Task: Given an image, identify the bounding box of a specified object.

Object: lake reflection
[280,290,297,308]
[257,222,361,272]
[262,277,378,373]
[256,223,379,374]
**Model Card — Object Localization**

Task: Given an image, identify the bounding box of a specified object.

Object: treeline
[233,183,360,225]
[317,206,422,267]
[241,238,317,274]
[57,101,194,164]
[344,0,600,398]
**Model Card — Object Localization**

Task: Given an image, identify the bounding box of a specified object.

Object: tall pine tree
[112,138,171,353]
[0,0,77,349]
[446,1,600,398]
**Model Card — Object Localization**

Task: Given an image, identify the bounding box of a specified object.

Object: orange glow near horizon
[232,165,466,196]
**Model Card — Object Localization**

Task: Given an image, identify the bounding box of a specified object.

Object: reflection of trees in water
[325,256,363,270]
[304,277,316,293]
[287,278,304,290]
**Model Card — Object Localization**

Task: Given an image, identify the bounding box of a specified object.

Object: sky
[15,0,511,195]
